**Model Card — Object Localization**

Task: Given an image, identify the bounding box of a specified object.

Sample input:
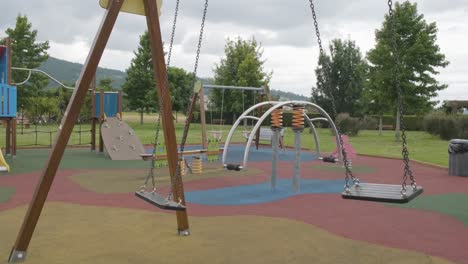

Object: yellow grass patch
[0,203,453,264]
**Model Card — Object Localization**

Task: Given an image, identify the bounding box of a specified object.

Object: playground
[1,145,467,263]
[1,0,467,263]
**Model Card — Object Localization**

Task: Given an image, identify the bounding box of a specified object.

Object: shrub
[360,116,378,130]
[423,112,468,140]
[438,116,459,140]
[335,113,362,136]
[458,117,468,139]
[423,112,442,136]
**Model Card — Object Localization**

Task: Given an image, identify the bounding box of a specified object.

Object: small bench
[2,120,30,129]
[18,122,31,129]
[243,128,285,148]
[212,119,225,125]
[381,125,393,130]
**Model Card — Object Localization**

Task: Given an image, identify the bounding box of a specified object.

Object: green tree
[367,1,449,140]
[168,67,195,121]
[25,96,60,124]
[3,15,50,109]
[98,77,114,91]
[211,37,271,120]
[123,31,193,124]
[311,38,368,118]
[123,31,157,125]
[362,67,393,135]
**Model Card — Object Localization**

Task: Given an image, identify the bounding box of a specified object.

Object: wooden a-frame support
[8,0,189,262]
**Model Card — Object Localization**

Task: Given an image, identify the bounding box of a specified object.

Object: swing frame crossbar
[203,84,265,92]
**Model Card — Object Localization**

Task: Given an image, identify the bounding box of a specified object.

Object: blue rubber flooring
[185,178,344,206]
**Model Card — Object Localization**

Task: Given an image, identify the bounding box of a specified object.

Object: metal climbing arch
[222,100,342,170]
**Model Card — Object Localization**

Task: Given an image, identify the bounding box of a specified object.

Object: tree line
[2,1,449,135]
[312,1,448,139]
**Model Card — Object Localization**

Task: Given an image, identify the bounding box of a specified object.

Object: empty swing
[309,0,423,203]
[209,88,225,140]
[136,0,210,211]
[135,0,185,211]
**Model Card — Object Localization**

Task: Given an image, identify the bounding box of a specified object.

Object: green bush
[458,117,468,139]
[439,116,459,140]
[360,116,378,130]
[422,112,440,136]
[423,112,468,140]
[335,113,362,136]
[369,115,424,131]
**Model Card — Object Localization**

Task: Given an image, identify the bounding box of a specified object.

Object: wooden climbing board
[101,117,146,160]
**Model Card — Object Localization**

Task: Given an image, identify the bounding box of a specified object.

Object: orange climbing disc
[99,0,163,16]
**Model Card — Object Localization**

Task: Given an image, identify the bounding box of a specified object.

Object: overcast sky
[1,0,467,101]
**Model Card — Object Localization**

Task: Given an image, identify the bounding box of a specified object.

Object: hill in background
[39,57,310,101]
[271,90,309,101]
[39,57,126,89]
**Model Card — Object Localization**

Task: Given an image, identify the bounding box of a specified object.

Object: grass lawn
[0,112,450,167]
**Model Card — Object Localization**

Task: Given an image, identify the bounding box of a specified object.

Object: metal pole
[99,89,104,153]
[199,83,207,149]
[271,128,280,190]
[305,116,323,157]
[292,105,305,193]
[293,131,302,193]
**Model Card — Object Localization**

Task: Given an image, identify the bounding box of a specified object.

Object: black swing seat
[225,164,243,171]
[321,156,338,163]
[135,190,186,211]
[342,183,423,204]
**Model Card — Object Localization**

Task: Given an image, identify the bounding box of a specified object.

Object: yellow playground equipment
[99,0,162,16]
[0,149,10,172]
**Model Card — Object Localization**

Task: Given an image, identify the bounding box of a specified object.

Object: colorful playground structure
[91,90,146,160]
[0,39,18,158]
[5,36,143,161]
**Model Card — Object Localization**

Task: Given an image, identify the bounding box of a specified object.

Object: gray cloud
[1,0,466,98]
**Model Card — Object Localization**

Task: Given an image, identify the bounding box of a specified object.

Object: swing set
[199,83,267,150]
[8,0,423,262]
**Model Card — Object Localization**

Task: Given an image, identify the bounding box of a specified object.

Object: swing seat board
[342,183,423,204]
[135,191,186,211]
[140,149,213,161]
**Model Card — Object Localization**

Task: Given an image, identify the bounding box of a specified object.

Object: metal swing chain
[170,0,209,203]
[219,88,225,134]
[308,0,358,190]
[141,0,181,193]
[166,0,180,67]
[387,0,417,191]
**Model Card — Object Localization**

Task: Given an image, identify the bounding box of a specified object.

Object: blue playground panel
[185,178,344,206]
[0,84,17,118]
[0,45,17,118]
[95,92,119,117]
[147,144,318,164]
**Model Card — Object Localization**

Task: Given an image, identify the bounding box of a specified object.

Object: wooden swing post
[8,0,189,262]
